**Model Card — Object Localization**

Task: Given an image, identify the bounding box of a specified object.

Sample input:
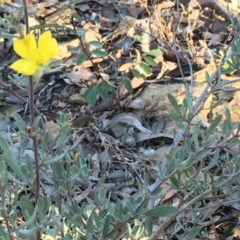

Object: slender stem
[70,16,105,82]
[22,0,41,239]
[29,75,41,240]
[31,65,41,240]
[0,186,13,240]
[29,76,35,124]
[22,0,29,35]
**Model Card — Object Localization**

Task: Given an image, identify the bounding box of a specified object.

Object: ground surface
[1,0,240,239]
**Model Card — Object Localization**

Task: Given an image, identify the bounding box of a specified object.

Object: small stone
[69,94,86,104]
[58,102,67,108]
[51,100,59,106]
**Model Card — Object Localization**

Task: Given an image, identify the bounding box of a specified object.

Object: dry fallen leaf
[108,113,152,134]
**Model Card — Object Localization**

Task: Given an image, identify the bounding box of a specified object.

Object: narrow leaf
[205,115,222,141]
[17,6,25,22]
[87,211,95,234]
[0,138,26,182]
[13,113,27,131]
[145,217,153,236]
[203,148,219,170]
[185,227,202,240]
[103,214,111,236]
[148,49,162,56]
[0,161,7,186]
[49,59,62,67]
[19,196,36,229]
[32,116,41,129]
[43,151,66,164]
[145,205,178,217]
[25,154,34,179]
[167,93,180,114]
[170,176,180,190]
[164,157,175,176]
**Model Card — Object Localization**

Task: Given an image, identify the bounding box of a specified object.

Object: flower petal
[10,59,38,75]
[13,34,38,61]
[37,31,59,64]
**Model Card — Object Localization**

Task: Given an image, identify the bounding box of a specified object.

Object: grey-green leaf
[145,217,153,236]
[88,40,103,47]
[148,49,162,56]
[97,85,108,100]
[185,227,202,240]
[139,62,152,74]
[43,151,67,165]
[77,53,88,65]
[145,205,179,217]
[13,113,27,131]
[144,56,157,66]
[167,94,180,114]
[91,49,107,57]
[0,138,26,182]
[205,115,222,141]
[19,196,36,229]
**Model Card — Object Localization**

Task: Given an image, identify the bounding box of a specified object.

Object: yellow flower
[10,31,58,78]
